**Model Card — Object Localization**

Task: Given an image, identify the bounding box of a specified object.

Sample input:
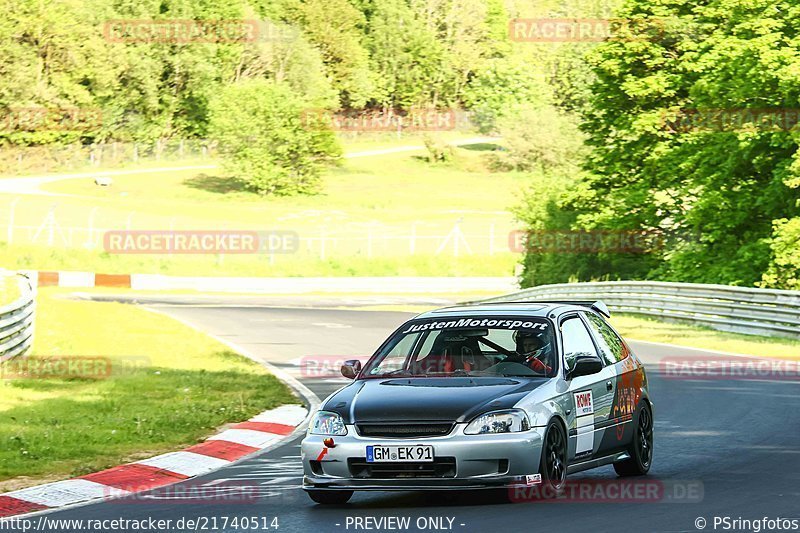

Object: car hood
[323,376,549,424]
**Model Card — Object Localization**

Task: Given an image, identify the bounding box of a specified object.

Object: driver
[512,330,554,375]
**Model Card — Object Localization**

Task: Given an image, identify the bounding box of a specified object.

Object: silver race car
[301,301,653,504]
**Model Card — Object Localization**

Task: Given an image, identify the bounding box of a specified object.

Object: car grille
[348,457,457,478]
[355,423,454,438]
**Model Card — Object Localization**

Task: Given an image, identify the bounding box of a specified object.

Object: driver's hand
[528,357,552,374]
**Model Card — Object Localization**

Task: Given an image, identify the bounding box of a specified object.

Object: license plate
[366,445,434,462]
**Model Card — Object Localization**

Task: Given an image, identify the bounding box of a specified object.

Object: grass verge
[610,314,800,360]
[0,287,297,491]
[0,141,521,277]
[1,243,517,278]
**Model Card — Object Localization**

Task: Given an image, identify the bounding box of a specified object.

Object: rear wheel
[306,490,353,505]
[540,420,568,494]
[614,403,653,476]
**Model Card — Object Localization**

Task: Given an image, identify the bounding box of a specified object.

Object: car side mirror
[341,359,362,379]
[567,353,603,379]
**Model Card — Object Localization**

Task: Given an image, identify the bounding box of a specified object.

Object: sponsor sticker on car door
[574,390,594,457]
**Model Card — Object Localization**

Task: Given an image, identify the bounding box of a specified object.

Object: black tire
[540,420,568,495]
[306,490,353,505]
[614,403,653,476]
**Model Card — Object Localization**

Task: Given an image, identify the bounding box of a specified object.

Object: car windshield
[362,316,558,378]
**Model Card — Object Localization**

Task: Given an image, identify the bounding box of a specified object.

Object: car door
[583,311,642,456]
[560,314,616,462]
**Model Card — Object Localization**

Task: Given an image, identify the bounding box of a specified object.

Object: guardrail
[481,281,800,339]
[0,272,36,362]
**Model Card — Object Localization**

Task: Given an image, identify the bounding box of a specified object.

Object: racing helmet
[513,330,549,358]
[512,329,547,354]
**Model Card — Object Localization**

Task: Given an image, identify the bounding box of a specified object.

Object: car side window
[561,316,599,371]
[584,313,625,365]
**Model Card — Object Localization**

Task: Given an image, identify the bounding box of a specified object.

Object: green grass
[0,141,524,277]
[610,314,800,359]
[39,148,518,225]
[1,243,517,277]
[0,132,480,179]
[0,287,297,490]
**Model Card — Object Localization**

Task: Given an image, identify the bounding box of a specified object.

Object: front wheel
[614,403,653,476]
[306,490,353,505]
[540,420,568,494]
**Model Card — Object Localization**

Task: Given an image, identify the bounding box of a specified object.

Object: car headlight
[309,411,347,436]
[464,409,530,435]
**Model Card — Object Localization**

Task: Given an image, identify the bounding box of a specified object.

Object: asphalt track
[9,299,800,533]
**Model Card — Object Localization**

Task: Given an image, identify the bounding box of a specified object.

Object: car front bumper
[301,424,546,491]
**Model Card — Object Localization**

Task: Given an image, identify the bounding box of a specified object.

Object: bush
[208,80,341,196]
[422,135,455,163]
[491,105,585,173]
[463,59,551,134]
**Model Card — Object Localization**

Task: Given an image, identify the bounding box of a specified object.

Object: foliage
[492,105,585,173]
[422,135,456,163]
[208,80,340,195]
[463,59,552,133]
[761,218,800,290]
[0,0,529,146]
[518,0,800,289]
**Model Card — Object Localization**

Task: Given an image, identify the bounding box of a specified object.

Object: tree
[518,0,800,288]
[0,0,118,144]
[208,80,341,195]
[492,104,584,173]
[463,59,552,133]
[761,218,800,290]
[365,0,446,109]
[282,0,378,109]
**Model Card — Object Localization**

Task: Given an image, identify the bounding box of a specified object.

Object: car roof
[414,300,611,320]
